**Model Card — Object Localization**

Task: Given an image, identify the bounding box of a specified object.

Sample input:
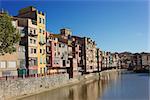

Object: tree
[0,13,20,55]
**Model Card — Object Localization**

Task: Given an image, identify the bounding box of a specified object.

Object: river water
[19,72,149,100]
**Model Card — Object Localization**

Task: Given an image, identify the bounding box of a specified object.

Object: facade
[111,53,120,69]
[141,53,150,69]
[97,48,102,72]
[119,52,133,69]
[17,6,47,74]
[73,36,97,74]
[15,18,38,75]
[0,19,25,77]
[46,31,71,74]
[132,53,142,70]
[101,51,107,70]
[71,36,82,77]
[72,36,85,74]
[46,28,81,78]
[58,28,78,78]
[106,52,112,69]
[0,45,25,77]
[46,32,54,72]
[84,37,97,73]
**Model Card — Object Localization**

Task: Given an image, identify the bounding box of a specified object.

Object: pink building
[46,32,61,73]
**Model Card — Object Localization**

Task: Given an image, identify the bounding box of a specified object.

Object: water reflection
[101,73,149,100]
[18,72,120,100]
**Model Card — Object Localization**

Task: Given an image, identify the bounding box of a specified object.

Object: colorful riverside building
[97,48,102,72]
[84,37,97,73]
[17,6,47,74]
[106,52,112,69]
[72,36,97,74]
[46,28,81,78]
[14,17,38,75]
[111,53,120,69]
[0,13,26,77]
[46,31,71,74]
[101,51,107,70]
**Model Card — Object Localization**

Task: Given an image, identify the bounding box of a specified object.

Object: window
[30,30,32,34]
[34,40,36,44]
[34,49,36,53]
[20,29,25,36]
[79,52,81,57]
[40,68,42,73]
[34,60,37,65]
[40,49,42,53]
[43,30,45,34]
[90,66,93,69]
[63,60,66,66]
[79,46,82,50]
[39,17,42,23]
[30,39,32,43]
[34,30,36,34]
[40,57,42,64]
[7,61,16,68]
[43,19,45,24]
[39,29,42,33]
[43,58,46,64]
[43,49,45,54]
[31,48,33,54]
[58,52,60,55]
[59,44,61,47]
[0,61,6,68]
[44,68,45,73]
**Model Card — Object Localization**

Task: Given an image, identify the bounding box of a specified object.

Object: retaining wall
[0,74,69,100]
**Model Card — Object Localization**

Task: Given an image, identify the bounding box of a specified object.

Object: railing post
[6,76,7,81]
[22,74,25,79]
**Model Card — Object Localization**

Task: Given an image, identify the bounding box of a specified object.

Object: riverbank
[2,69,122,100]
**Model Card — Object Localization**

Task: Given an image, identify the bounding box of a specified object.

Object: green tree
[0,13,20,55]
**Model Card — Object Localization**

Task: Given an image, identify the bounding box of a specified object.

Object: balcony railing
[39,41,46,45]
[31,20,37,25]
[28,33,38,37]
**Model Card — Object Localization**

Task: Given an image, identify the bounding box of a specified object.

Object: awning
[29,66,38,70]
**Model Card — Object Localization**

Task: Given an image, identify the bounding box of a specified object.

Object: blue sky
[0,0,149,53]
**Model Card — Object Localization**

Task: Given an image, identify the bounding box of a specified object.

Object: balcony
[68,53,73,58]
[47,50,51,54]
[28,33,38,37]
[31,20,37,25]
[39,41,46,45]
[29,58,38,66]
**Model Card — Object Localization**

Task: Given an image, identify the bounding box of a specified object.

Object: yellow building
[17,6,46,74]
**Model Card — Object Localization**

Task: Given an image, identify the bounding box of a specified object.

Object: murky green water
[18,72,149,100]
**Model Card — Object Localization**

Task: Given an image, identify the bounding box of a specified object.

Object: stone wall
[0,74,69,100]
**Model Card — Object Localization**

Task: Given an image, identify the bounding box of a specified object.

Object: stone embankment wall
[0,69,123,100]
[0,74,69,100]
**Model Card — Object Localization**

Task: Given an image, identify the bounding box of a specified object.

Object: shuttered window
[0,61,6,68]
[7,61,16,68]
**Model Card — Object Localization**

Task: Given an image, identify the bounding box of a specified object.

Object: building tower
[17,6,46,74]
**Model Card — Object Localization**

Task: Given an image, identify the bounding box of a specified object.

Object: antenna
[0,8,4,13]
[2,8,4,13]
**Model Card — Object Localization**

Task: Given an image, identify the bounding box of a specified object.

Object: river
[18,72,149,100]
